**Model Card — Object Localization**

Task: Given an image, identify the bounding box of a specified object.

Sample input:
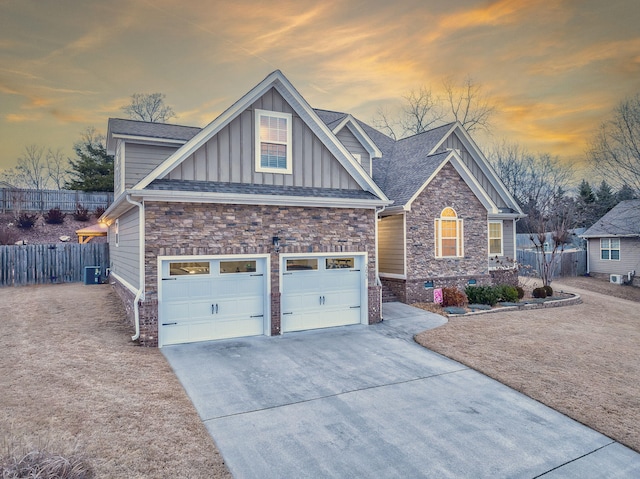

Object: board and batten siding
[378,214,405,276]
[114,140,124,196]
[335,127,372,177]
[109,207,140,289]
[489,219,515,268]
[437,133,507,209]
[166,87,360,190]
[588,237,640,275]
[125,143,179,190]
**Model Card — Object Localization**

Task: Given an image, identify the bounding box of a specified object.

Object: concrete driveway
[163,303,640,478]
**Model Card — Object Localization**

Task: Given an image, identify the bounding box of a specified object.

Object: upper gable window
[255,109,292,174]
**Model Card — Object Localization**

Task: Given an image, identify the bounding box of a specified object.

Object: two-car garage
[158,253,367,347]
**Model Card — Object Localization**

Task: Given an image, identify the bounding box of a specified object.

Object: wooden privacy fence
[517,249,587,279]
[0,187,114,213]
[0,243,109,287]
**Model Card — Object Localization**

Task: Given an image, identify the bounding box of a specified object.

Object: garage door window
[169,262,210,276]
[220,260,257,274]
[286,259,318,271]
[326,257,354,269]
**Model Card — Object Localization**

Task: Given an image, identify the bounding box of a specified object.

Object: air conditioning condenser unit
[610,274,623,285]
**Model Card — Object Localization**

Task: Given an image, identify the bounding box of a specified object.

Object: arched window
[435,207,463,258]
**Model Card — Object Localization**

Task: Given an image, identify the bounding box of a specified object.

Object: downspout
[125,195,144,341]
[375,205,386,320]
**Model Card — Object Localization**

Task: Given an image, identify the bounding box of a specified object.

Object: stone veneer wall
[130,202,380,346]
[384,162,491,304]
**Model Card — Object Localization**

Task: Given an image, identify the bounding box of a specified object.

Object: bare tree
[122,93,176,123]
[46,148,69,189]
[588,93,640,195]
[442,75,495,133]
[1,145,50,190]
[372,75,494,139]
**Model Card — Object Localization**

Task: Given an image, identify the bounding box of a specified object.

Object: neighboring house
[580,199,640,286]
[102,70,524,347]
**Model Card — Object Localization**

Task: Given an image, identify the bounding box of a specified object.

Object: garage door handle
[250,314,264,318]
[162,322,178,326]
[250,274,263,277]
[162,278,177,281]
[283,312,293,315]
[212,304,219,314]
[350,306,361,309]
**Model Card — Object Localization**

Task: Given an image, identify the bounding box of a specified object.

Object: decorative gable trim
[405,150,498,214]
[132,71,388,202]
[429,122,523,215]
[332,115,383,158]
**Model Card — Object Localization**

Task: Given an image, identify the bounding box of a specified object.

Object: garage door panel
[281,255,363,333]
[160,257,266,346]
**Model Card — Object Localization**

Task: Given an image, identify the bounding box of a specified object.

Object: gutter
[375,204,386,320]
[125,195,145,341]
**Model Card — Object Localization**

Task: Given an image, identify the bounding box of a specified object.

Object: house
[580,199,640,286]
[102,70,524,347]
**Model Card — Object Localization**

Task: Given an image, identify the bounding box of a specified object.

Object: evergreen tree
[616,184,637,202]
[575,179,597,227]
[595,180,616,218]
[66,127,114,192]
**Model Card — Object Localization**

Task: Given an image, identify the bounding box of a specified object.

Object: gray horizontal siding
[588,237,640,275]
[167,87,360,190]
[109,207,139,289]
[125,144,179,189]
[379,214,405,276]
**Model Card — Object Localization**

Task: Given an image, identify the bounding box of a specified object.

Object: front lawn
[415,278,640,452]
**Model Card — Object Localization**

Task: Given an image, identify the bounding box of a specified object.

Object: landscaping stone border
[446,292,582,317]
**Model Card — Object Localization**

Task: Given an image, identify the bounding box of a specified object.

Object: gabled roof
[581,200,640,238]
[131,70,388,202]
[106,118,201,154]
[329,113,383,159]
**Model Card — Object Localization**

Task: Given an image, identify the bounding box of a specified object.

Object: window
[600,238,620,260]
[286,259,318,271]
[435,207,463,258]
[326,257,354,269]
[169,262,210,276]
[488,221,503,256]
[255,109,292,174]
[220,260,256,274]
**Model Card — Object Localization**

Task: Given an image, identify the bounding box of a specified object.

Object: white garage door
[159,257,267,347]
[281,255,364,333]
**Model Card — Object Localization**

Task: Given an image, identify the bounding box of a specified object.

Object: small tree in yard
[527,191,576,287]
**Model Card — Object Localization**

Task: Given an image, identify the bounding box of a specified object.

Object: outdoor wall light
[272,236,280,252]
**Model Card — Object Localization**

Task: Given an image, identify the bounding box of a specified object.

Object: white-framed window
[114,219,119,247]
[488,221,503,256]
[435,207,464,258]
[255,109,292,174]
[600,238,620,260]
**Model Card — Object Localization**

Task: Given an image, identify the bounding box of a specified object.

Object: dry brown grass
[0,283,232,478]
[415,277,640,452]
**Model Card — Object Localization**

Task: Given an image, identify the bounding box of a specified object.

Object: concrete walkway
[163,303,640,478]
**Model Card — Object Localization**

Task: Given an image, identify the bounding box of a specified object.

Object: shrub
[17,212,38,229]
[442,287,467,307]
[516,286,525,300]
[94,206,106,218]
[543,285,553,297]
[0,226,19,245]
[0,440,94,479]
[532,287,547,299]
[496,284,519,303]
[73,204,90,222]
[44,207,66,224]
[465,285,500,306]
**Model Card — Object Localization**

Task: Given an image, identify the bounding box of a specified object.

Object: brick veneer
[382,162,493,304]
[120,201,380,346]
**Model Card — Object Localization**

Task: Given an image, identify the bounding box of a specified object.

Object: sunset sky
[1,0,639,182]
